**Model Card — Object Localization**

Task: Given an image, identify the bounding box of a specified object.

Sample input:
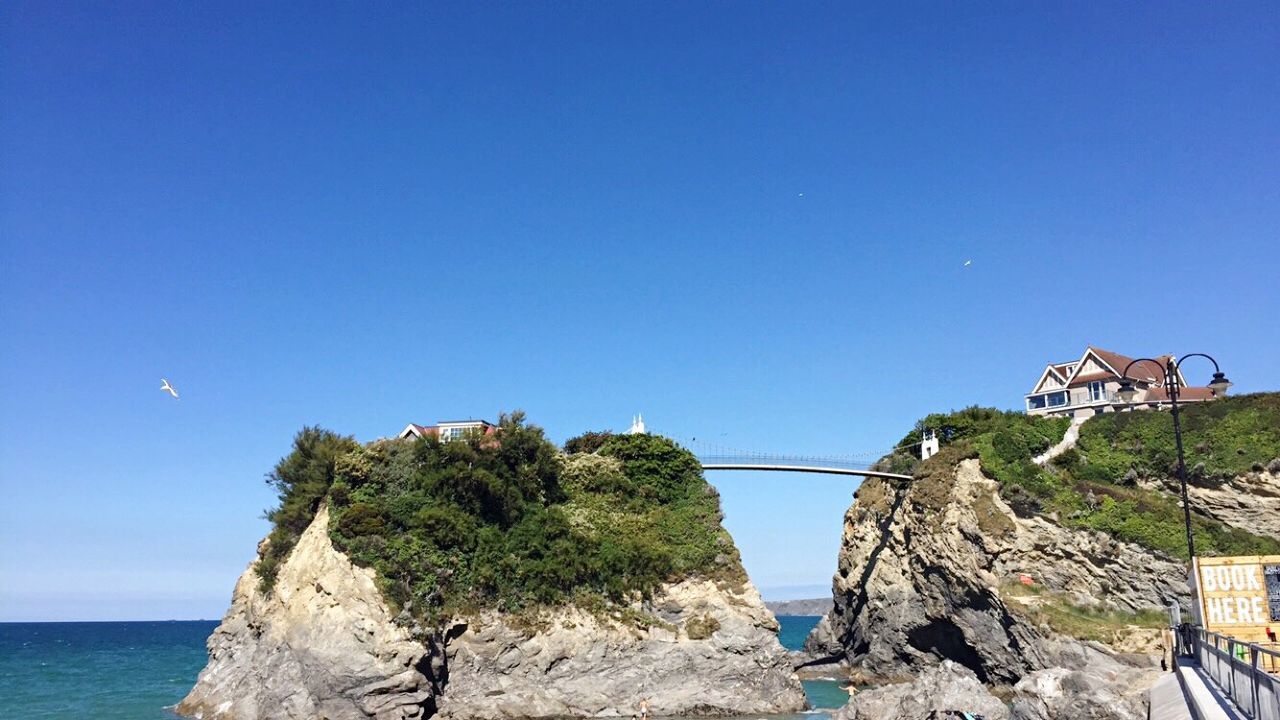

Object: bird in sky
[963,259,972,267]
[160,378,179,399]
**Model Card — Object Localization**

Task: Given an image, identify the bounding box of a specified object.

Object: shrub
[560,453,630,495]
[685,614,720,640]
[307,416,741,625]
[877,397,1280,560]
[258,427,359,591]
[1077,393,1280,479]
[1053,448,1081,471]
[564,430,614,455]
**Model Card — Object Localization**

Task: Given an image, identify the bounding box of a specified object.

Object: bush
[685,614,720,640]
[878,398,1280,560]
[564,430,614,455]
[1077,393,1280,480]
[258,427,359,590]
[296,416,743,625]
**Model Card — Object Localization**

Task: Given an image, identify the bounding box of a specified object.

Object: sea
[0,615,847,719]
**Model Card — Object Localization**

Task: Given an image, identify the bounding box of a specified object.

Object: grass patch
[1075,392,1280,481]
[874,400,1280,560]
[1001,581,1167,644]
[684,614,720,640]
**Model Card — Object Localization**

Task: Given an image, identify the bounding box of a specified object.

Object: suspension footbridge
[680,438,918,482]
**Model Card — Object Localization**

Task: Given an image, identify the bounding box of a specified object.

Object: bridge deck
[700,463,912,481]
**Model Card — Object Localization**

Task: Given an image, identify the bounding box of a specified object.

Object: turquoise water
[0,616,845,718]
[0,621,218,719]
[777,614,819,651]
[777,615,849,712]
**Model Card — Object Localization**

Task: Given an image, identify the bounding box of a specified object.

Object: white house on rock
[1025,346,1220,419]
[399,419,496,442]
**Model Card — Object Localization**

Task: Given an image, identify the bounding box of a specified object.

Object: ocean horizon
[0,616,846,719]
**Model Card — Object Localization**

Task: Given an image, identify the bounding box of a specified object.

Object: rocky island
[806,393,1280,719]
[180,416,804,720]
[181,395,1280,720]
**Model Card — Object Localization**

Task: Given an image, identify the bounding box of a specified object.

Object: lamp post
[1114,354,1232,560]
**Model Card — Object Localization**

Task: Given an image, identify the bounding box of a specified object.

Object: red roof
[1066,371,1115,388]
[1079,347,1167,382]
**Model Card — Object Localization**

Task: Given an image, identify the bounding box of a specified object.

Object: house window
[1028,395,1047,410]
[1047,392,1067,407]
[442,427,466,442]
[1089,381,1105,401]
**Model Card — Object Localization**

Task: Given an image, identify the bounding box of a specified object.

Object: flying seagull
[160,378,179,399]
[963,259,972,267]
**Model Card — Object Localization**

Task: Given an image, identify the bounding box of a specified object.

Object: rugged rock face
[814,459,1185,684]
[178,505,440,720]
[1140,470,1280,541]
[832,660,1009,720]
[1010,639,1159,720]
[438,580,805,719]
[181,508,804,720]
[828,642,1158,720]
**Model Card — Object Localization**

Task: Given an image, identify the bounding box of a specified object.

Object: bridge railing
[1193,628,1280,719]
[695,454,877,471]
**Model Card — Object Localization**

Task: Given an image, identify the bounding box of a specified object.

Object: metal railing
[1193,628,1280,720]
[695,453,874,471]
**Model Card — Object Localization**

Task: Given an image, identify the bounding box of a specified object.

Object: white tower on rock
[921,428,939,460]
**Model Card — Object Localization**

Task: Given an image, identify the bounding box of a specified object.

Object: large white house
[399,419,496,442]
[1025,346,1219,418]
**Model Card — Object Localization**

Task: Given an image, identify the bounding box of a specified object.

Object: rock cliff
[833,660,1010,720]
[830,642,1158,720]
[1009,639,1158,720]
[180,507,804,720]
[1146,470,1280,541]
[179,505,441,720]
[438,579,804,719]
[810,459,1185,684]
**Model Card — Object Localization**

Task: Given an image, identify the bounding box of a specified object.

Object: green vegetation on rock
[1000,581,1168,644]
[1073,393,1280,481]
[258,426,360,591]
[878,397,1280,560]
[257,413,743,625]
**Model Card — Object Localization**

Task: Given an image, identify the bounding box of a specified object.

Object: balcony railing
[1065,390,1116,407]
[1031,390,1116,412]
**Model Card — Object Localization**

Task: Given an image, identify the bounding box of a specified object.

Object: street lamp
[1114,353,1232,560]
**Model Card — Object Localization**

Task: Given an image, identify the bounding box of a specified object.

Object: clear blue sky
[2,2,1277,621]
